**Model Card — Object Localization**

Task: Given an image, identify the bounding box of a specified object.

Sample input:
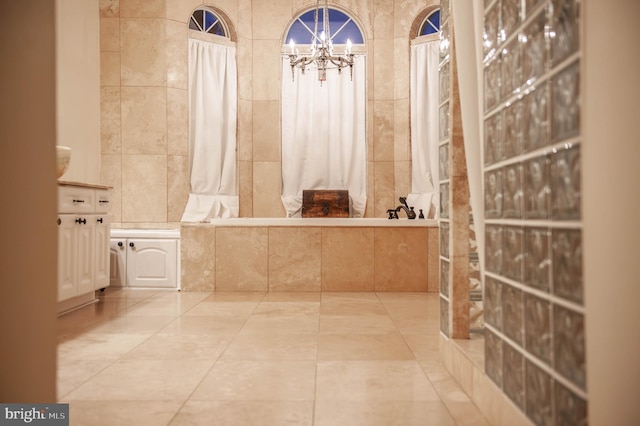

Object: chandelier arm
[314,0,319,45]
[286,0,357,83]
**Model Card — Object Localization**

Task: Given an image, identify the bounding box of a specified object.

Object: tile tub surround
[180,219,439,293]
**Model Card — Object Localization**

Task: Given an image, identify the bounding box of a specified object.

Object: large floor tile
[63,359,214,401]
[121,333,232,360]
[190,360,316,401]
[58,333,149,362]
[314,400,456,426]
[86,314,177,335]
[181,301,259,317]
[170,400,314,426]
[219,333,318,361]
[67,400,183,426]
[319,314,397,334]
[239,315,320,335]
[57,359,114,401]
[315,360,441,401]
[158,315,246,336]
[317,333,414,361]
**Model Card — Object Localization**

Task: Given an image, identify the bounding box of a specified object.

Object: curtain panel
[408,40,440,218]
[281,56,367,217]
[181,38,238,222]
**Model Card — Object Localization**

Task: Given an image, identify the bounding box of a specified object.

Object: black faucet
[394,197,416,219]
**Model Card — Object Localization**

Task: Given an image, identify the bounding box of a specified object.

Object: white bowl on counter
[56,145,71,178]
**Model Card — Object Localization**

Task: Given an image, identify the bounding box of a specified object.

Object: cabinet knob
[117,241,123,247]
[129,242,135,248]
[57,218,61,226]
[97,217,103,223]
[75,218,87,225]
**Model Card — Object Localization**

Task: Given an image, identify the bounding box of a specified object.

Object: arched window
[280,7,367,217]
[181,8,238,221]
[285,7,364,46]
[419,9,441,36]
[189,8,229,38]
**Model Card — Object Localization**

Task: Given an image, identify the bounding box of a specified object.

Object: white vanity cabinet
[57,183,111,306]
[110,229,180,289]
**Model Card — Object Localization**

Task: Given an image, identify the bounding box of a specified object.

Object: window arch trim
[283,5,365,50]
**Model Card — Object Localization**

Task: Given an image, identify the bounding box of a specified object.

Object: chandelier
[286,0,355,84]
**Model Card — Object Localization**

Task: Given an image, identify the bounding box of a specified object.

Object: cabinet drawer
[58,186,96,214]
[95,189,112,213]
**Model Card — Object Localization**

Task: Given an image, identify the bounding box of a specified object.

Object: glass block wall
[438,0,451,337]
[482,0,586,424]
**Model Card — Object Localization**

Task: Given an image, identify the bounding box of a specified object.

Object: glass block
[441,0,450,27]
[485,169,503,219]
[503,343,525,409]
[503,227,523,282]
[524,294,552,364]
[525,0,546,18]
[554,305,586,389]
[522,8,548,86]
[470,300,485,330]
[550,144,581,220]
[440,182,450,218]
[500,38,522,100]
[484,276,503,330]
[484,113,502,165]
[552,228,583,304]
[439,102,450,142]
[440,20,450,63]
[525,360,553,426]
[524,227,551,291]
[439,61,450,104]
[470,257,481,292]
[523,83,550,152]
[501,0,521,45]
[503,164,523,218]
[550,0,580,66]
[502,100,523,160]
[440,222,450,258]
[524,155,550,219]
[439,143,450,180]
[483,1,500,60]
[485,328,503,387]
[485,225,503,275]
[440,259,450,297]
[552,61,580,142]
[555,381,588,426]
[440,297,449,336]
[484,57,501,112]
[503,285,524,345]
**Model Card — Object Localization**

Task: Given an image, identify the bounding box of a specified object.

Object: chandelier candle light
[287,0,355,84]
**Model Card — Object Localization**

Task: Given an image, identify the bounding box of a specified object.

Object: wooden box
[301,190,350,218]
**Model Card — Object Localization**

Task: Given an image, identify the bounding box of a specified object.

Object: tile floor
[57,289,490,425]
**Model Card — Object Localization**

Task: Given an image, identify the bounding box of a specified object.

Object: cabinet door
[94,215,111,290]
[126,239,177,288]
[76,216,95,296]
[110,239,127,287]
[58,215,78,302]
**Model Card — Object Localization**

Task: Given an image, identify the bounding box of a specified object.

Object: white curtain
[281,56,367,217]
[181,38,238,222]
[408,40,440,218]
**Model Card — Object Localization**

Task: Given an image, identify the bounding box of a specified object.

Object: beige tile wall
[181,224,438,292]
[99,0,440,225]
